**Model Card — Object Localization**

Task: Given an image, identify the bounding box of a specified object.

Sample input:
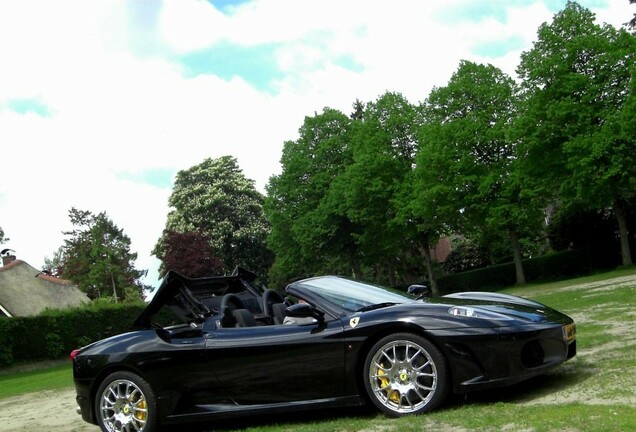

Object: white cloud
[0,0,632,293]
[159,0,230,52]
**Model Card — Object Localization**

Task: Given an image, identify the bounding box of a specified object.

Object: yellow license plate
[563,323,576,342]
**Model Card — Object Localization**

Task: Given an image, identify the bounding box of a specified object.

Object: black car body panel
[73,272,576,429]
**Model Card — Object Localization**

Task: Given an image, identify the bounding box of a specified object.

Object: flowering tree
[154,156,272,278]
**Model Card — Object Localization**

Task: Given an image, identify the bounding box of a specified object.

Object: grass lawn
[1,267,635,431]
[0,361,73,399]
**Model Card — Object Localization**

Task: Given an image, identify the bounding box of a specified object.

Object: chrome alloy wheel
[368,339,438,414]
[99,379,148,432]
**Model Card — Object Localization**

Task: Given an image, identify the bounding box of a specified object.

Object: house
[0,252,89,317]
[431,236,452,263]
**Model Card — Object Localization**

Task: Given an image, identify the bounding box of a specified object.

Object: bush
[0,319,14,366]
[0,302,146,368]
[437,249,603,294]
[442,241,490,273]
[438,262,517,293]
[45,333,65,358]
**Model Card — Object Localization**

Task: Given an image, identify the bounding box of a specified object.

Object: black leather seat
[221,293,246,311]
[271,302,287,324]
[219,306,236,328]
[262,289,285,324]
[220,293,247,327]
[232,308,258,327]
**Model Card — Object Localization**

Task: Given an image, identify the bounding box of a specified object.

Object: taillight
[70,349,81,361]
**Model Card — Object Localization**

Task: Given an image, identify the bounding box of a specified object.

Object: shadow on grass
[448,358,596,408]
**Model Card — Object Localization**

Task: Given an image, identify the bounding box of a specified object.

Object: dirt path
[0,388,98,432]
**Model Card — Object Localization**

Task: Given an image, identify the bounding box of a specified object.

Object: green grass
[2,267,636,431]
[0,362,73,399]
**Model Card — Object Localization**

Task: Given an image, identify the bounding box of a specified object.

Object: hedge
[0,302,146,368]
[436,248,617,294]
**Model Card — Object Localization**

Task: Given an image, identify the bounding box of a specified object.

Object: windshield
[294,276,414,312]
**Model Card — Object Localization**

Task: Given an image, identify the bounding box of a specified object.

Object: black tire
[363,333,449,417]
[95,371,158,432]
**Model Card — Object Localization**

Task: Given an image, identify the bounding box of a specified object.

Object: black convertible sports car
[72,268,576,432]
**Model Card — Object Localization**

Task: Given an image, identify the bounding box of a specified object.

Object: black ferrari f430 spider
[72,268,576,432]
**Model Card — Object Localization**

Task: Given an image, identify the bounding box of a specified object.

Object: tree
[156,230,224,278]
[414,60,542,285]
[59,208,148,301]
[332,92,423,286]
[394,171,445,294]
[628,0,636,32]
[264,108,355,286]
[43,246,64,277]
[516,1,636,266]
[154,156,272,278]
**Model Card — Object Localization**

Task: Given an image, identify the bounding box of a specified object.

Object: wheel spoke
[416,361,433,372]
[381,349,395,365]
[413,386,427,400]
[406,347,422,363]
[404,392,415,408]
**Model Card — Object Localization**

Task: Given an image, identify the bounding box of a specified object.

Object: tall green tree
[154,156,272,277]
[331,92,423,285]
[516,1,636,265]
[396,161,450,294]
[60,208,147,301]
[265,108,354,286]
[415,60,541,285]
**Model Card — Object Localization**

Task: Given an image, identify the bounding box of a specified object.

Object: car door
[204,319,346,404]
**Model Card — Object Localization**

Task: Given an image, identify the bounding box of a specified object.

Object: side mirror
[285,303,325,322]
[407,284,430,299]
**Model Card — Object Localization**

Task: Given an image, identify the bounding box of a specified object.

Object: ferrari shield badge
[349,317,360,328]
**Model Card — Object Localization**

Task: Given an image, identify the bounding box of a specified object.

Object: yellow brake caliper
[377,364,400,403]
[135,400,147,421]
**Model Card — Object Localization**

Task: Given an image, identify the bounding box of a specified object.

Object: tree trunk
[418,239,438,296]
[510,230,526,285]
[350,254,360,279]
[387,260,396,287]
[613,201,633,266]
[111,271,118,302]
[423,247,439,296]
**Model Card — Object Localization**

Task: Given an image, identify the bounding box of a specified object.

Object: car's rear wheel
[95,371,157,432]
[363,333,448,416]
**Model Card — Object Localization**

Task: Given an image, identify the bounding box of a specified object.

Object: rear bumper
[75,394,96,424]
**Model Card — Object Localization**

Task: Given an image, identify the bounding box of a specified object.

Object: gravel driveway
[0,388,97,432]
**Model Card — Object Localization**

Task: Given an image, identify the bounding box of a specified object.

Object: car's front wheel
[95,371,157,432]
[363,333,449,416]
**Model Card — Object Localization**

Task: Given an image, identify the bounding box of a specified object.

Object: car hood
[132,267,259,329]
[354,292,570,329]
[438,291,564,323]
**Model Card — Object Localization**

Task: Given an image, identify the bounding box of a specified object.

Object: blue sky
[0,0,631,294]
